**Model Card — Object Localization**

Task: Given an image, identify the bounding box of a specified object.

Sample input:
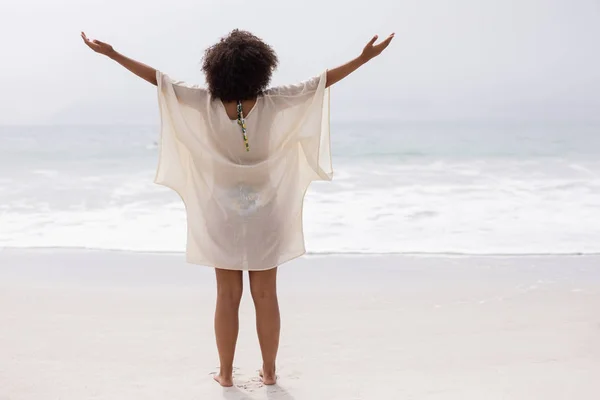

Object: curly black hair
[202,30,279,102]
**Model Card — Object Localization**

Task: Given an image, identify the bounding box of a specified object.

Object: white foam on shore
[3,158,600,255]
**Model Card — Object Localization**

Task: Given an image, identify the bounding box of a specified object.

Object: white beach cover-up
[155,70,332,270]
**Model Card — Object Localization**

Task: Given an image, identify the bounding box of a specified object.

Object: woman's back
[155,71,332,270]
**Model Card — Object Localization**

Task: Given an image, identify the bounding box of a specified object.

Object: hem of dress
[184,248,308,271]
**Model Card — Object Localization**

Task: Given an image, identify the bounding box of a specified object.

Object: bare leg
[213,268,243,387]
[249,267,280,385]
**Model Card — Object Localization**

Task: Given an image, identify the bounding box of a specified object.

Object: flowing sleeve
[265,71,332,182]
[154,70,208,196]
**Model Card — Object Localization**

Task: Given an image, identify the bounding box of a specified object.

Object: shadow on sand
[220,384,296,400]
[266,384,295,400]
[221,385,254,400]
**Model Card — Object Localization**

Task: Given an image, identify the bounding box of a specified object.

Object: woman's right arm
[81,32,157,86]
[326,33,395,88]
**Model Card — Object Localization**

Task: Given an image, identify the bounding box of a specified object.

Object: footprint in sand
[236,375,265,392]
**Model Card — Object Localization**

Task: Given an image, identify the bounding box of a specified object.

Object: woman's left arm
[81,32,158,86]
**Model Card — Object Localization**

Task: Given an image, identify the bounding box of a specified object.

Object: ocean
[1,121,599,256]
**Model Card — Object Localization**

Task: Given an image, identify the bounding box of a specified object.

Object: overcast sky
[1,0,599,124]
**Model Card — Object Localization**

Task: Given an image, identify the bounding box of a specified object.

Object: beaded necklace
[236,101,250,152]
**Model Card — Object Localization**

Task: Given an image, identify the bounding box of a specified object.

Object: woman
[81,29,394,387]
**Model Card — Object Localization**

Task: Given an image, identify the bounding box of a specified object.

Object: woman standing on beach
[81,29,393,387]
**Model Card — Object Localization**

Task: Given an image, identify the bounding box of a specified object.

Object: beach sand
[1,248,599,399]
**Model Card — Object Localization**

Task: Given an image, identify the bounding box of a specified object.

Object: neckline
[218,97,260,123]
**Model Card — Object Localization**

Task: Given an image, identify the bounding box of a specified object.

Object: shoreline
[3,245,600,258]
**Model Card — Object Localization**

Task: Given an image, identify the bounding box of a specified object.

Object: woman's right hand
[81,32,115,57]
[360,33,395,62]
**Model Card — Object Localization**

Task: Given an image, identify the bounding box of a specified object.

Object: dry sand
[1,248,599,399]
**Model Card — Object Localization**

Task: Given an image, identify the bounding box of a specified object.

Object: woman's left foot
[213,373,234,387]
[259,368,277,385]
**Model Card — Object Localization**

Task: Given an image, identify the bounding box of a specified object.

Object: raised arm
[325,33,395,88]
[81,32,157,86]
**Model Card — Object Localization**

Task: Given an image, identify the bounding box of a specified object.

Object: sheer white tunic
[155,71,332,270]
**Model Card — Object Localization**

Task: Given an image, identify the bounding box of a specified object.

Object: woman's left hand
[81,32,115,57]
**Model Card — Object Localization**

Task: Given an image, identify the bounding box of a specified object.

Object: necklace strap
[236,101,250,152]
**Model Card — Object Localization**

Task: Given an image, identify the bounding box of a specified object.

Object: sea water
[1,121,599,255]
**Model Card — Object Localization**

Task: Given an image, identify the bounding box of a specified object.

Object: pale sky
[1,0,599,124]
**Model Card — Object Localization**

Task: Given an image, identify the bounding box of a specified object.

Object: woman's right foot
[259,368,277,385]
[213,373,234,387]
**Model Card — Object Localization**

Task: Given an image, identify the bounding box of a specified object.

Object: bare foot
[259,368,277,385]
[213,373,234,387]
